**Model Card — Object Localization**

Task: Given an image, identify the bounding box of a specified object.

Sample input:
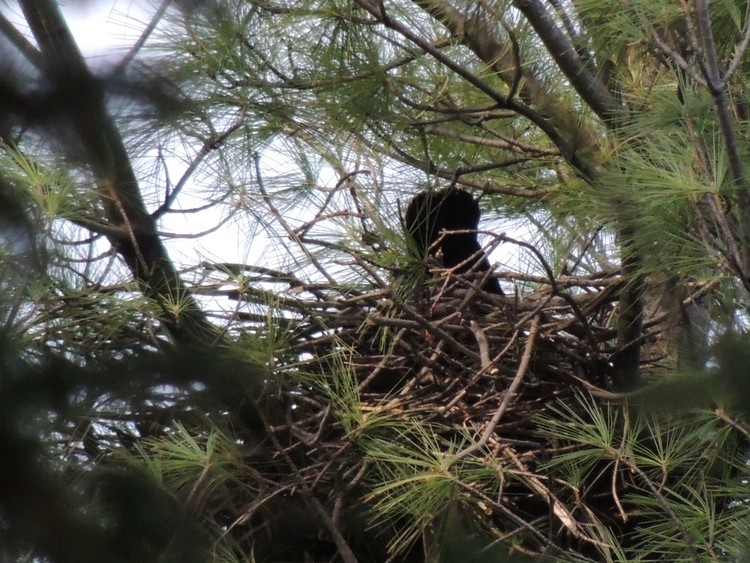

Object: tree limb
[18,0,218,344]
[512,0,621,125]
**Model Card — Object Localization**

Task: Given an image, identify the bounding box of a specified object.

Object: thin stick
[451,315,540,464]
[470,320,491,369]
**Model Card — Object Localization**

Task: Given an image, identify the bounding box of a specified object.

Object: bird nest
[279,263,666,446]
[220,250,683,558]
[198,186,713,558]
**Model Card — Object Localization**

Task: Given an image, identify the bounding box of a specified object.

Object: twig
[253,152,339,287]
[615,448,699,562]
[714,408,750,442]
[357,328,408,391]
[261,410,360,563]
[504,448,579,537]
[153,111,246,219]
[611,453,627,523]
[455,481,561,553]
[722,0,750,85]
[388,294,480,359]
[650,30,706,87]
[114,0,173,73]
[451,315,539,464]
[469,320,491,369]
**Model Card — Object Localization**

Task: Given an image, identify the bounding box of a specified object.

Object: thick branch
[412,0,611,177]
[512,0,621,124]
[19,0,217,344]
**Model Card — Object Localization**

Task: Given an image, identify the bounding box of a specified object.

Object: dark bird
[404,188,503,295]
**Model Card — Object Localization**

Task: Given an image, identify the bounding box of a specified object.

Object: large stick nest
[274,251,678,436]
[208,232,692,559]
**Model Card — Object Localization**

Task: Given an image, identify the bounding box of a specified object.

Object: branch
[0,12,44,68]
[261,410,360,563]
[694,0,750,277]
[356,0,594,177]
[388,142,556,199]
[421,125,557,155]
[649,30,707,87]
[722,0,750,85]
[19,0,217,344]
[610,231,644,391]
[152,111,245,219]
[614,449,699,562]
[114,0,174,73]
[512,0,621,125]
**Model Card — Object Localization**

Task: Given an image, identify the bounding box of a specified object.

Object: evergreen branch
[18,0,217,344]
[722,0,750,85]
[388,142,555,198]
[410,0,597,176]
[421,125,558,155]
[694,0,750,280]
[152,111,245,220]
[512,0,621,125]
[650,30,707,87]
[356,0,592,177]
[613,448,699,562]
[114,0,173,73]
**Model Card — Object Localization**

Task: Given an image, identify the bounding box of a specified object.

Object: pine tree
[3,1,750,561]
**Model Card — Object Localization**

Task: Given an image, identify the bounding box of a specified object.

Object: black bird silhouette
[404,189,503,295]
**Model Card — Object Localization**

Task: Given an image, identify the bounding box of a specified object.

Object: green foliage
[6,0,750,561]
[365,425,470,553]
[537,391,750,560]
[131,422,244,503]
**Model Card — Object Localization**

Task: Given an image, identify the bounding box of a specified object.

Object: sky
[64,0,143,55]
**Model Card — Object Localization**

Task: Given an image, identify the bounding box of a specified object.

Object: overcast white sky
[65,0,143,55]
